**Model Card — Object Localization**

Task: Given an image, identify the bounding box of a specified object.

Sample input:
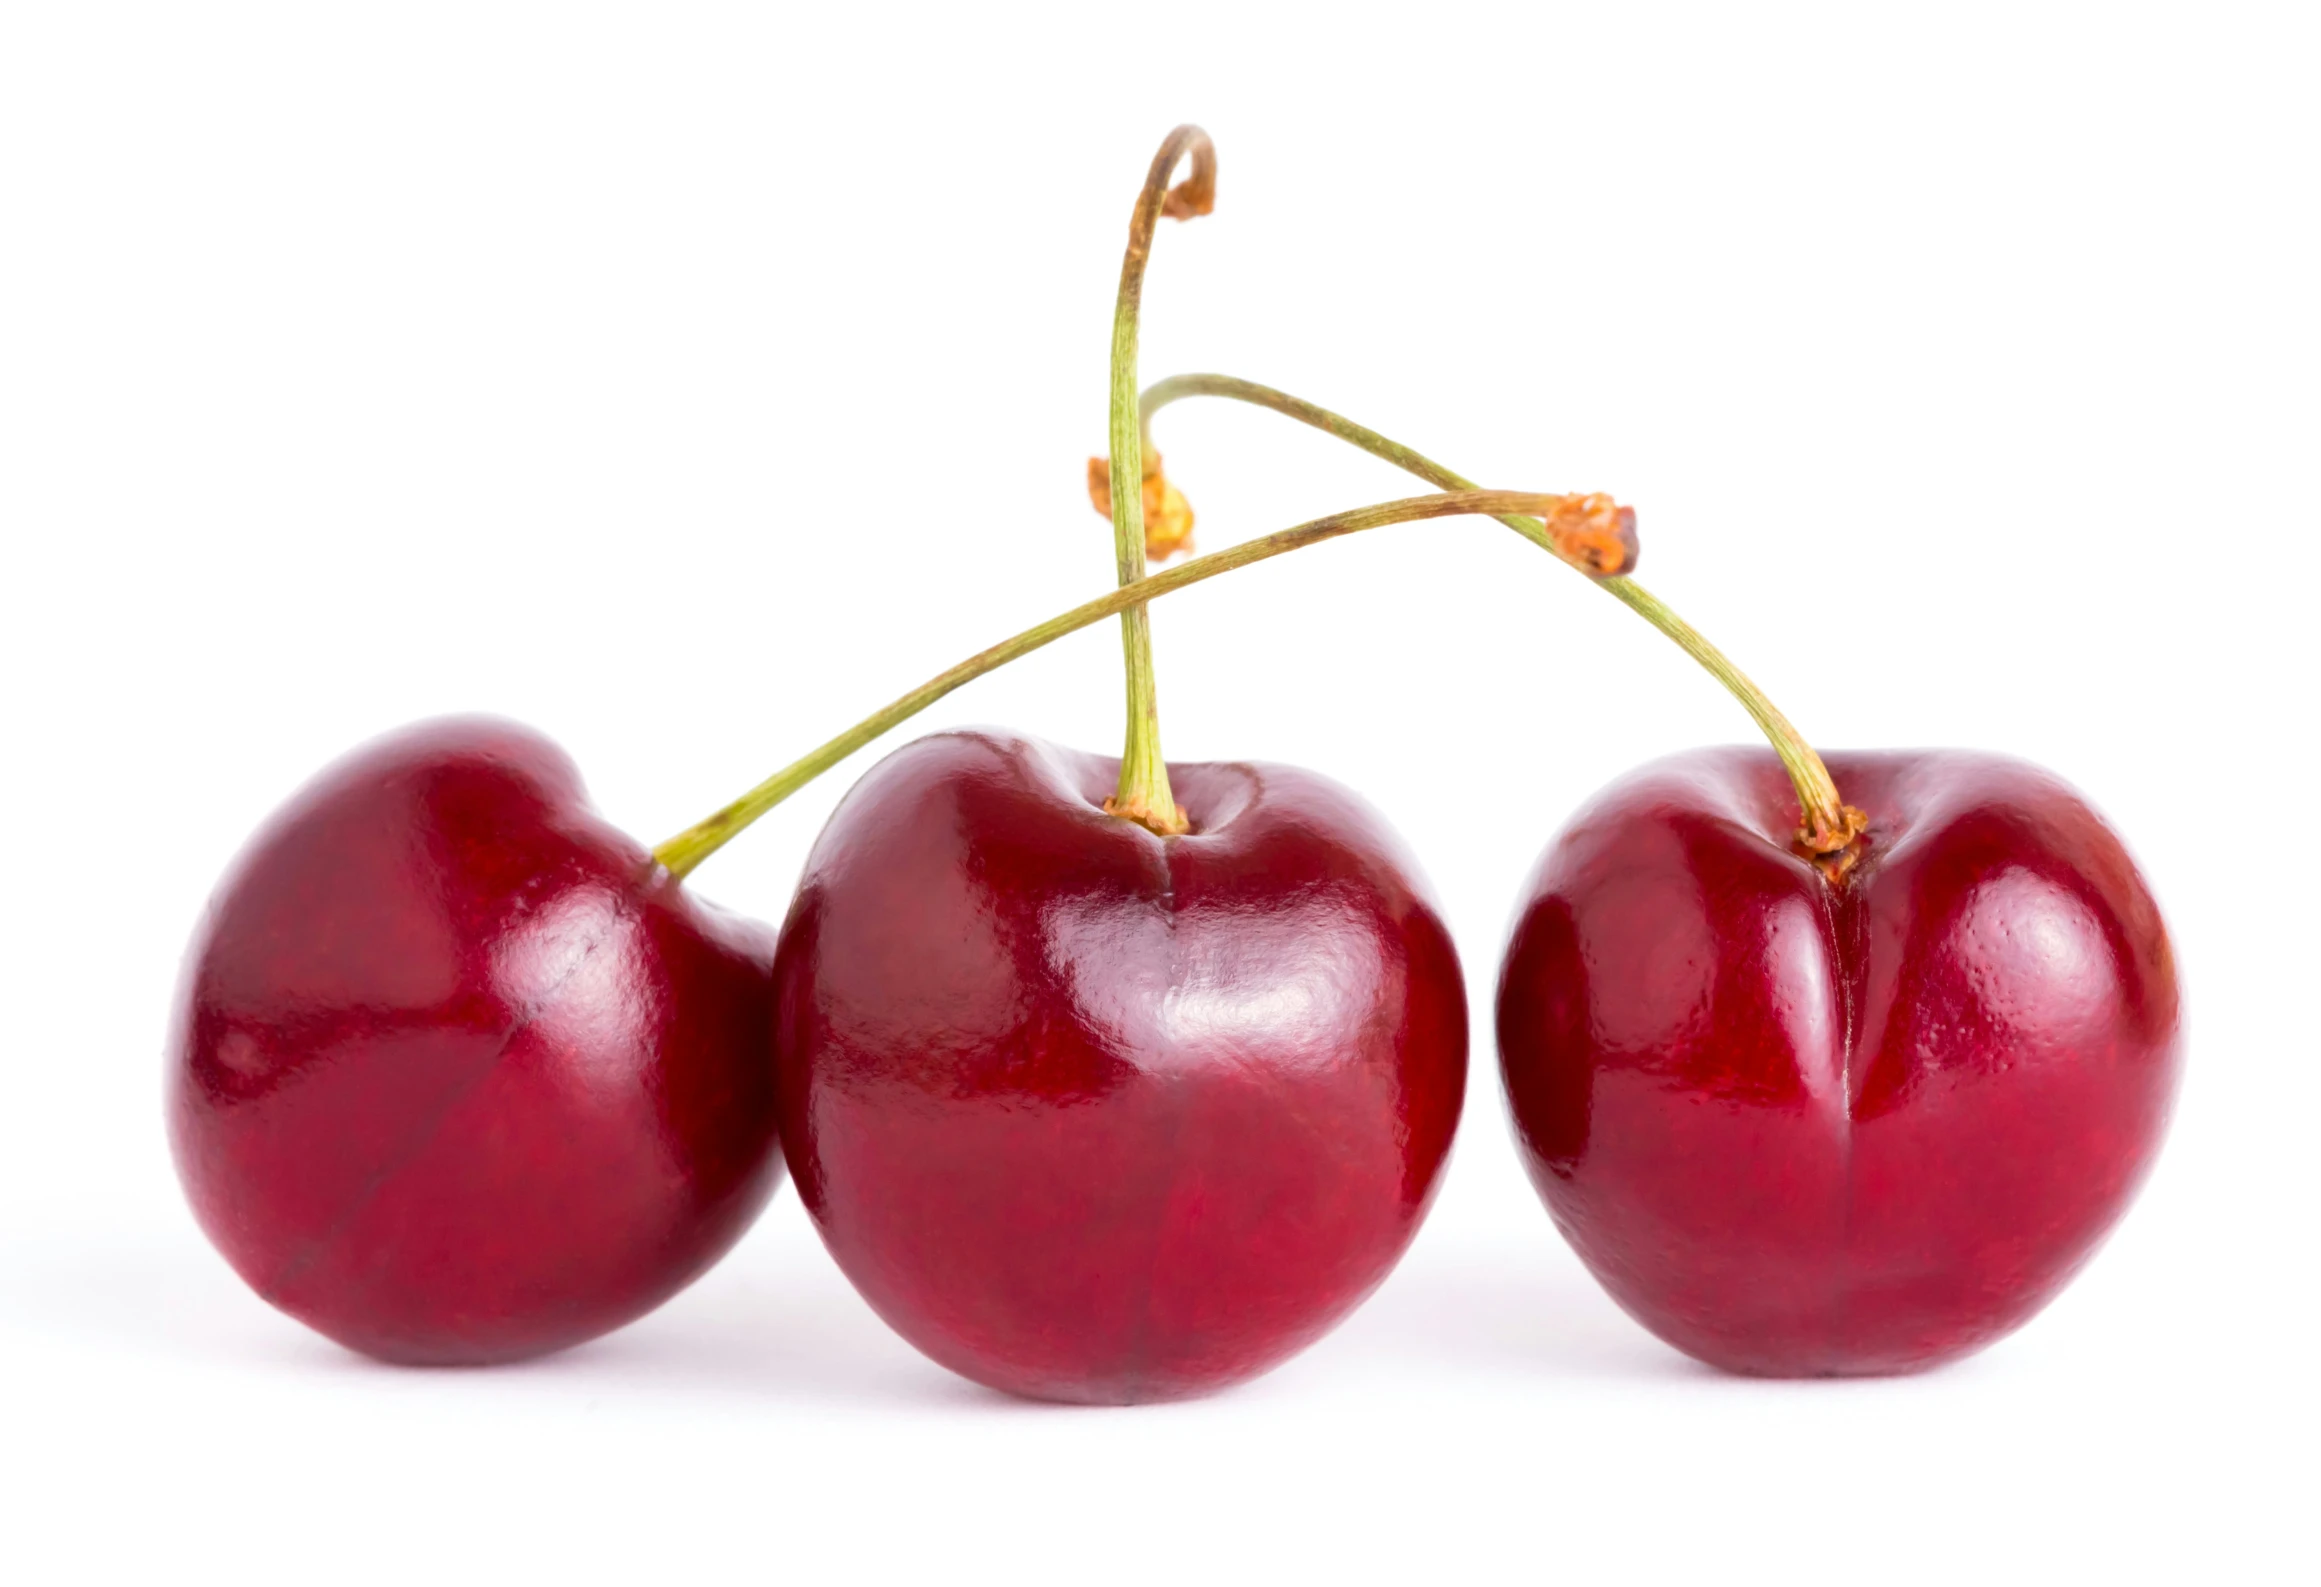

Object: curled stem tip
[1151,126,1218,223]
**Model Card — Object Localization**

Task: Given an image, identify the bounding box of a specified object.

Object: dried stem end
[1087,452,1196,562]
[1103,790,1193,837]
[1795,803,1871,882]
[1543,493,1640,577]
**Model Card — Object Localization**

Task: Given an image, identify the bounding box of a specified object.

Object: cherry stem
[1100,126,1217,837]
[1140,372,1865,861]
[651,488,1626,881]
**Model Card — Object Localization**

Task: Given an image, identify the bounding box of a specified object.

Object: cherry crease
[168,719,785,1364]
[772,729,1468,1404]
[1495,747,2181,1376]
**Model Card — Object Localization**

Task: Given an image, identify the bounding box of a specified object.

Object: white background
[3,3,2315,1581]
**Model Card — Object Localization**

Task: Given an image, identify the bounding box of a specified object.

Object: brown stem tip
[1103,789,1193,837]
[1156,131,1217,222]
[1796,804,1871,881]
[1543,493,1640,577]
[1087,452,1196,562]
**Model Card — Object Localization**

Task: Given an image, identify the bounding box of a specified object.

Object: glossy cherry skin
[1497,747,2181,1376]
[773,730,1467,1404]
[168,718,784,1365]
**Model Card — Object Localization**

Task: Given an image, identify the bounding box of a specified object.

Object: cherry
[771,730,1467,1403]
[169,718,783,1364]
[651,129,1638,1403]
[1135,371,2182,1373]
[1497,748,2180,1374]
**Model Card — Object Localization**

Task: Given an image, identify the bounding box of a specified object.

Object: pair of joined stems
[651,371,1862,880]
[650,484,1635,880]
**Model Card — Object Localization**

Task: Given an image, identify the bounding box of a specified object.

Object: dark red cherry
[168,718,783,1365]
[772,729,1467,1404]
[1496,747,2181,1376]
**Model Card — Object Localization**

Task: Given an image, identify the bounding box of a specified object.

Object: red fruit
[773,730,1467,1404]
[1496,747,2181,1376]
[168,719,783,1364]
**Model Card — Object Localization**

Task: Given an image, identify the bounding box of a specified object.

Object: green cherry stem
[1099,125,1217,836]
[650,487,1627,881]
[1139,372,1867,864]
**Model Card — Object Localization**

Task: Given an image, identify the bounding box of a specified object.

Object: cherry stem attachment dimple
[650,487,1631,881]
[1100,125,1218,837]
[1139,372,1866,867]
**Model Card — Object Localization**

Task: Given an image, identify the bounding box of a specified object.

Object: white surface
[3,4,2314,1581]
